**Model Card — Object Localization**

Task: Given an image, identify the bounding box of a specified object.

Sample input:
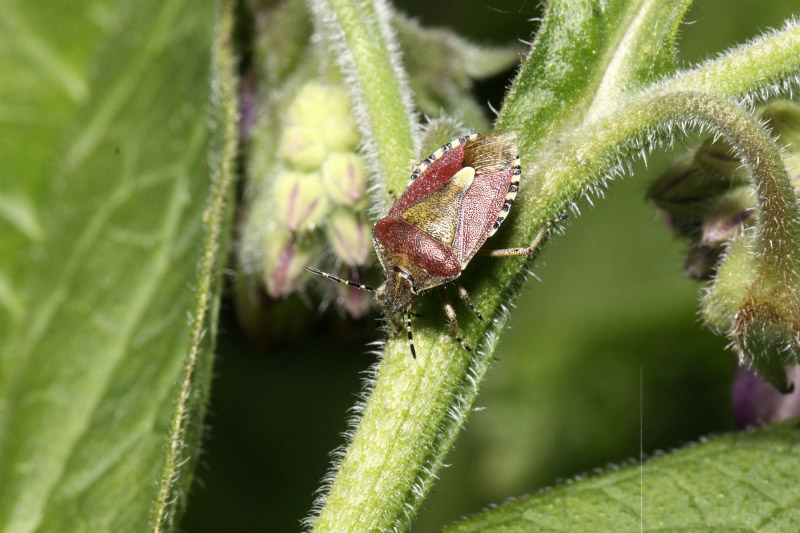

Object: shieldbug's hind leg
[479,213,567,258]
[439,287,472,352]
[455,283,482,321]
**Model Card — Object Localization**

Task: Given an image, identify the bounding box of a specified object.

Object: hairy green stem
[151,4,238,530]
[504,20,800,250]
[496,0,692,157]
[666,19,800,100]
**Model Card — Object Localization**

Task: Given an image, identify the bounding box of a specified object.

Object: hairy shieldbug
[306,131,559,358]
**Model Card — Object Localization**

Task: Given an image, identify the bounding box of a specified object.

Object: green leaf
[0,0,237,531]
[448,419,800,532]
[0,0,100,345]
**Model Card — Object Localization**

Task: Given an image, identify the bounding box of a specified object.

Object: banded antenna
[304,267,376,292]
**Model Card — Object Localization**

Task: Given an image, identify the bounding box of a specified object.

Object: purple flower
[732,365,800,428]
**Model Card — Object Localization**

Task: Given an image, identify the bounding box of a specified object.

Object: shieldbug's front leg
[479,213,567,258]
[405,310,417,359]
[379,301,417,358]
[438,287,472,352]
[378,302,403,335]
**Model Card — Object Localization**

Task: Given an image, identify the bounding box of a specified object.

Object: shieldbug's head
[307,130,562,358]
[375,266,417,314]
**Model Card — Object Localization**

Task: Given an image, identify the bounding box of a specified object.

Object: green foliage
[307,0,695,530]
[0,1,237,531]
[449,418,800,532]
[3,0,800,531]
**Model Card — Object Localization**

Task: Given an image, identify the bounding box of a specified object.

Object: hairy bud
[684,244,722,281]
[732,365,800,428]
[274,170,330,232]
[263,230,315,299]
[700,188,755,247]
[324,114,360,152]
[322,152,368,205]
[335,274,373,319]
[648,150,739,238]
[289,82,348,128]
[702,212,800,391]
[279,126,328,171]
[326,209,372,267]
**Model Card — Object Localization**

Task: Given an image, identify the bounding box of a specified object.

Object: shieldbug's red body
[307,131,559,357]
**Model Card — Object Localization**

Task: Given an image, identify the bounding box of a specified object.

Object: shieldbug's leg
[455,283,482,321]
[479,213,567,258]
[405,310,417,359]
[377,302,403,335]
[438,287,472,352]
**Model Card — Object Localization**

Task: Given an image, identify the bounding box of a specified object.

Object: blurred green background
[182,1,799,531]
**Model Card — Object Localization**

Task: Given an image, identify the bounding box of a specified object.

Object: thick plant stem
[312,336,484,532]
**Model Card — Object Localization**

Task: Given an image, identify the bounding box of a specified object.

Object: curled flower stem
[533,90,800,279]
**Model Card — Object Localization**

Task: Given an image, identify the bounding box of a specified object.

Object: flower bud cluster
[261,82,375,317]
[651,100,800,391]
[649,101,800,280]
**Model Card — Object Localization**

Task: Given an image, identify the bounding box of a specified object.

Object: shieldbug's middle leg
[479,213,567,258]
[455,283,482,321]
[439,287,472,352]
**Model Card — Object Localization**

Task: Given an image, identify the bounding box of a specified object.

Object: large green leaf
[0,0,237,531]
[0,0,103,343]
[449,419,800,531]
